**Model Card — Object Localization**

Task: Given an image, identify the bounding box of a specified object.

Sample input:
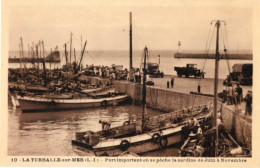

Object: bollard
[167,81,170,88]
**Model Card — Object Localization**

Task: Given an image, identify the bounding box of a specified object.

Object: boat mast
[28,44,31,68]
[36,45,39,73]
[142,46,148,133]
[64,43,68,66]
[70,32,73,65]
[39,41,42,59]
[20,37,26,69]
[78,40,87,70]
[80,35,82,65]
[74,48,76,63]
[31,43,35,68]
[213,20,222,157]
[42,40,45,58]
[129,12,133,69]
[42,59,47,87]
[19,44,22,74]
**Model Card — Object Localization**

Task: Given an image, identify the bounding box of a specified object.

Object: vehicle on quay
[174,64,205,78]
[146,63,164,78]
[223,63,252,86]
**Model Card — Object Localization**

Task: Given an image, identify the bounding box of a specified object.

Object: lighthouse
[177,41,181,53]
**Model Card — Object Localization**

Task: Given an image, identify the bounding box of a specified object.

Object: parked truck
[223,63,252,86]
[145,63,164,78]
[174,64,205,78]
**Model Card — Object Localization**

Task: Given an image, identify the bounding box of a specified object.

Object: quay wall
[221,106,252,149]
[114,81,252,148]
[115,81,213,111]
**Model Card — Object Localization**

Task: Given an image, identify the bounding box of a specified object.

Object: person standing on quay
[171,76,174,88]
[236,84,243,104]
[197,84,201,93]
[245,90,252,115]
[227,85,233,105]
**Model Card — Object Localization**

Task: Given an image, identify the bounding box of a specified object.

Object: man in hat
[236,84,243,104]
[245,90,252,115]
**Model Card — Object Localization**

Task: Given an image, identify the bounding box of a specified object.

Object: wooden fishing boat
[18,94,128,112]
[71,104,212,156]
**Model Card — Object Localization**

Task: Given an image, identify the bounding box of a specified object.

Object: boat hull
[71,104,212,156]
[19,95,128,112]
[72,126,183,156]
[95,132,182,156]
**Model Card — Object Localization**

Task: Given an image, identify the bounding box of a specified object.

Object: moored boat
[18,94,128,112]
[72,104,212,156]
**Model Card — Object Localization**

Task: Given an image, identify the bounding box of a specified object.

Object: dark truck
[174,64,205,78]
[146,63,164,78]
[223,63,252,86]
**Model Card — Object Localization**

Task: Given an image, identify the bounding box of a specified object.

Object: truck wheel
[185,74,189,78]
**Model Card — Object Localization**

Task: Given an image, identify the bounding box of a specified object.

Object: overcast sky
[9,4,252,51]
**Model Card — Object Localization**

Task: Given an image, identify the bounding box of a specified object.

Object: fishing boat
[71,47,213,156]
[18,93,128,112]
[72,105,212,156]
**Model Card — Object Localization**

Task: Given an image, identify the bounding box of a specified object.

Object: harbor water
[8,101,180,156]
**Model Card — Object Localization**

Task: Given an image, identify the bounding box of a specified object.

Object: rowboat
[18,94,128,112]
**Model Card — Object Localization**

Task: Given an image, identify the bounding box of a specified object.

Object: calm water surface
[8,101,180,156]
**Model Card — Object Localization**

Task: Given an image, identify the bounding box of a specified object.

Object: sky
[8,4,252,51]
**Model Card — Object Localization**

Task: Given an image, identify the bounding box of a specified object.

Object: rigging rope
[222,25,231,74]
[222,24,239,110]
[206,23,213,52]
[191,24,216,110]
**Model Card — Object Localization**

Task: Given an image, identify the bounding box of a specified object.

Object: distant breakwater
[174,53,252,60]
[8,51,61,63]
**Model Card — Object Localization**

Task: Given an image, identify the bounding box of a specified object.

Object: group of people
[227,84,243,105]
[227,84,252,115]
[83,64,129,80]
[167,76,175,88]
